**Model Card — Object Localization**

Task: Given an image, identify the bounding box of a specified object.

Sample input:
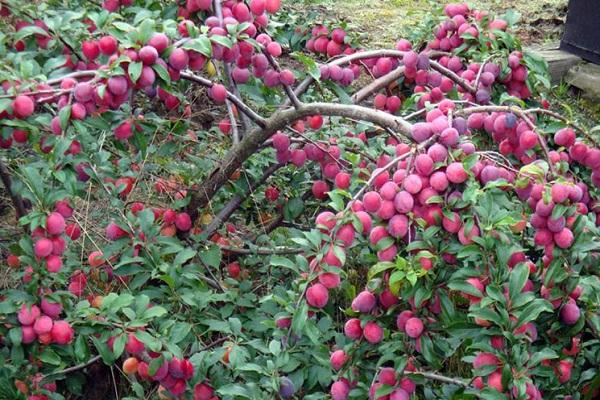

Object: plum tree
[0,0,598,399]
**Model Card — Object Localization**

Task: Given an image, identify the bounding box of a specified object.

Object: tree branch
[181,71,266,128]
[403,370,482,396]
[0,158,27,221]
[187,102,413,214]
[202,162,284,238]
[262,48,302,109]
[455,105,556,175]
[352,66,406,104]
[286,49,472,108]
[217,244,303,255]
[41,355,102,380]
[213,0,249,141]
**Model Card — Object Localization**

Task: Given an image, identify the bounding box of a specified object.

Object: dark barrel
[560,0,600,64]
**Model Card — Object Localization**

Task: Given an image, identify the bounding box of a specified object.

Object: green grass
[292,0,568,48]
[288,0,598,125]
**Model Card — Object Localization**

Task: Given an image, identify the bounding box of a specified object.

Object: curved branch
[41,355,102,380]
[456,105,557,175]
[214,0,249,140]
[188,102,413,214]
[430,61,476,94]
[403,370,482,397]
[46,70,97,86]
[287,49,474,108]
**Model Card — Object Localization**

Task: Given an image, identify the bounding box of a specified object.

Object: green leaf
[515,299,552,327]
[210,35,233,49]
[509,262,529,301]
[502,9,521,26]
[135,331,162,352]
[174,248,197,266]
[375,384,395,398]
[142,306,167,320]
[529,348,558,366]
[104,293,134,312]
[112,333,127,358]
[14,25,50,42]
[199,245,221,268]
[448,280,482,298]
[128,61,143,84]
[59,105,71,130]
[389,270,406,295]
[137,18,155,44]
[152,63,171,84]
[479,388,509,400]
[8,327,21,346]
[291,300,308,334]
[91,336,115,364]
[148,355,164,376]
[292,52,320,80]
[284,197,304,220]
[268,339,281,356]
[170,322,192,344]
[113,21,135,32]
[38,348,62,365]
[270,255,298,273]
[368,261,396,280]
[217,384,252,398]
[182,36,212,57]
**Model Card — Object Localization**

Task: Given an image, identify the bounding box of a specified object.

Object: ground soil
[296,0,568,48]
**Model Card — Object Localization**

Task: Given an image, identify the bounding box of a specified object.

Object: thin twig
[455,105,556,175]
[217,244,303,255]
[41,355,102,379]
[404,370,482,396]
[262,48,302,109]
[181,71,267,128]
[473,55,494,91]
[525,108,597,146]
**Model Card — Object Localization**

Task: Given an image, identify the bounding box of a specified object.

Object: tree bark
[187,103,413,215]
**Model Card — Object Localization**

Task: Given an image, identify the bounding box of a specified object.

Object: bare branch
[287,49,473,108]
[41,355,102,380]
[188,102,413,214]
[202,162,284,238]
[430,61,476,94]
[403,371,482,397]
[213,0,249,139]
[352,66,406,104]
[217,244,303,255]
[473,55,494,92]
